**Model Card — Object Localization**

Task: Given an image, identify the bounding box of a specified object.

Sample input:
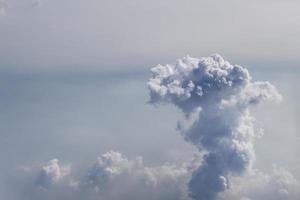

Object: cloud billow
[31,151,191,200]
[148,54,282,200]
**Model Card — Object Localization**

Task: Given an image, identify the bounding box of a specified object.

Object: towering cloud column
[148,54,281,200]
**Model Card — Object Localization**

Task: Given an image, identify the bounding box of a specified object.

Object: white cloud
[83,151,192,200]
[24,151,299,200]
[220,166,300,200]
[148,54,285,200]
[25,151,193,200]
[36,159,70,189]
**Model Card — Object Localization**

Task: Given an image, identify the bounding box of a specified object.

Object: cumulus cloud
[25,151,193,200]
[83,151,191,200]
[220,166,300,200]
[25,151,299,200]
[148,54,298,200]
[36,159,70,189]
[22,151,299,200]
[86,151,145,190]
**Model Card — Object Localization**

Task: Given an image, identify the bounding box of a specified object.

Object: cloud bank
[23,151,192,200]
[24,151,299,200]
[220,166,300,200]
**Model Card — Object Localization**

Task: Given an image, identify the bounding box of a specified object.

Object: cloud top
[148,54,281,112]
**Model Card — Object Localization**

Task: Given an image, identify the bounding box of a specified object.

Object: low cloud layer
[21,151,299,200]
[220,167,300,200]
[23,151,193,200]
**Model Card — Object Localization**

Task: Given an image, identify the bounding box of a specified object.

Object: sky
[0,1,299,200]
[0,0,300,71]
